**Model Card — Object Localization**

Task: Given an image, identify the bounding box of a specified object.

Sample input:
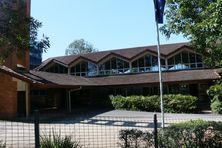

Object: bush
[158,120,222,148]
[0,141,6,148]
[163,94,197,113]
[118,129,153,148]
[211,98,222,114]
[208,82,222,113]
[110,94,197,113]
[119,120,222,148]
[40,131,81,148]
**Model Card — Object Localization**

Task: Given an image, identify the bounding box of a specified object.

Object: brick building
[0,0,31,117]
[0,0,221,117]
[0,42,221,117]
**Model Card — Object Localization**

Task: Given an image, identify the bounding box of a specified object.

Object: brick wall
[0,73,17,117]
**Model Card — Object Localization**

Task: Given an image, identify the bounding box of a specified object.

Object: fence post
[154,113,158,148]
[34,110,40,148]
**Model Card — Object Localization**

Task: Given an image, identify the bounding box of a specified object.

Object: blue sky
[31,0,187,60]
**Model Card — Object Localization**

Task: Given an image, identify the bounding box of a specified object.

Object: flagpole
[155,19,165,128]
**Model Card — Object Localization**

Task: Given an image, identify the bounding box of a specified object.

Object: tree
[65,39,97,55]
[0,0,50,64]
[160,0,222,67]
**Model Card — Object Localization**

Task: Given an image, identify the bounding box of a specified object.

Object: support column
[129,62,132,72]
[25,83,30,117]
[68,68,71,75]
[68,91,72,113]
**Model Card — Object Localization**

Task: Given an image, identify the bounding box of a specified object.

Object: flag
[154,0,166,24]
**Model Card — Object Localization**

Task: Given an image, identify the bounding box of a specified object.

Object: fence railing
[1,111,222,148]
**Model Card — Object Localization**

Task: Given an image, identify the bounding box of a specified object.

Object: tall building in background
[0,0,31,71]
[30,47,43,69]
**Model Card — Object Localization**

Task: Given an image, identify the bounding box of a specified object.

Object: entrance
[189,84,198,97]
[17,91,26,116]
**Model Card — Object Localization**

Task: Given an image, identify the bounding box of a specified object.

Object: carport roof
[0,66,220,88]
[30,69,220,87]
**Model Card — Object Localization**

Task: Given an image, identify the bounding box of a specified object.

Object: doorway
[17,91,26,116]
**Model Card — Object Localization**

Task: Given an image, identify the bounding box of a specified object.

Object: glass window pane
[145,55,151,67]
[54,65,58,73]
[182,51,189,63]
[152,56,158,66]
[197,63,203,68]
[138,57,144,67]
[105,60,111,70]
[196,54,202,63]
[81,62,87,72]
[132,60,138,68]
[58,65,63,73]
[124,61,129,68]
[168,57,174,65]
[117,59,124,69]
[111,58,116,69]
[190,53,196,63]
[76,64,80,72]
[49,66,54,72]
[191,64,196,68]
[161,59,165,65]
[175,53,181,64]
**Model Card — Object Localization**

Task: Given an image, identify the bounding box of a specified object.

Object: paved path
[94,110,222,122]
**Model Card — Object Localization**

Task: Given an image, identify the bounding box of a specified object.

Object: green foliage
[65,39,97,55]
[0,0,50,64]
[163,94,197,113]
[119,120,222,148]
[207,81,222,113]
[0,141,6,148]
[110,94,197,113]
[118,129,153,148]
[161,0,222,67]
[40,131,81,148]
[211,99,222,114]
[158,120,222,148]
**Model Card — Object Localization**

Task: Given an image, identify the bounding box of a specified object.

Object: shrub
[163,94,197,113]
[158,120,222,148]
[208,82,222,114]
[118,129,153,148]
[110,94,197,113]
[211,98,222,114]
[119,120,222,148]
[40,131,81,148]
[0,141,6,148]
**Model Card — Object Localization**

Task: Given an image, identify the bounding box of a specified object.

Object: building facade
[0,0,31,117]
[32,43,220,111]
[0,42,221,117]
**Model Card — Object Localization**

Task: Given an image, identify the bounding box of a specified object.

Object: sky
[31,0,188,60]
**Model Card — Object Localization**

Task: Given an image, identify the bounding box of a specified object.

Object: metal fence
[1,111,222,148]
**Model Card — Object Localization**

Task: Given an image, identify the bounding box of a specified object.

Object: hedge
[207,83,222,114]
[110,94,198,113]
[119,120,222,148]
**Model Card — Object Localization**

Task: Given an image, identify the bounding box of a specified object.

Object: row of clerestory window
[44,51,203,76]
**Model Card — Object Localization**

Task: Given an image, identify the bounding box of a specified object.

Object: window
[168,51,203,70]
[99,57,129,75]
[71,61,97,76]
[182,51,189,63]
[132,54,165,73]
[45,63,68,74]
